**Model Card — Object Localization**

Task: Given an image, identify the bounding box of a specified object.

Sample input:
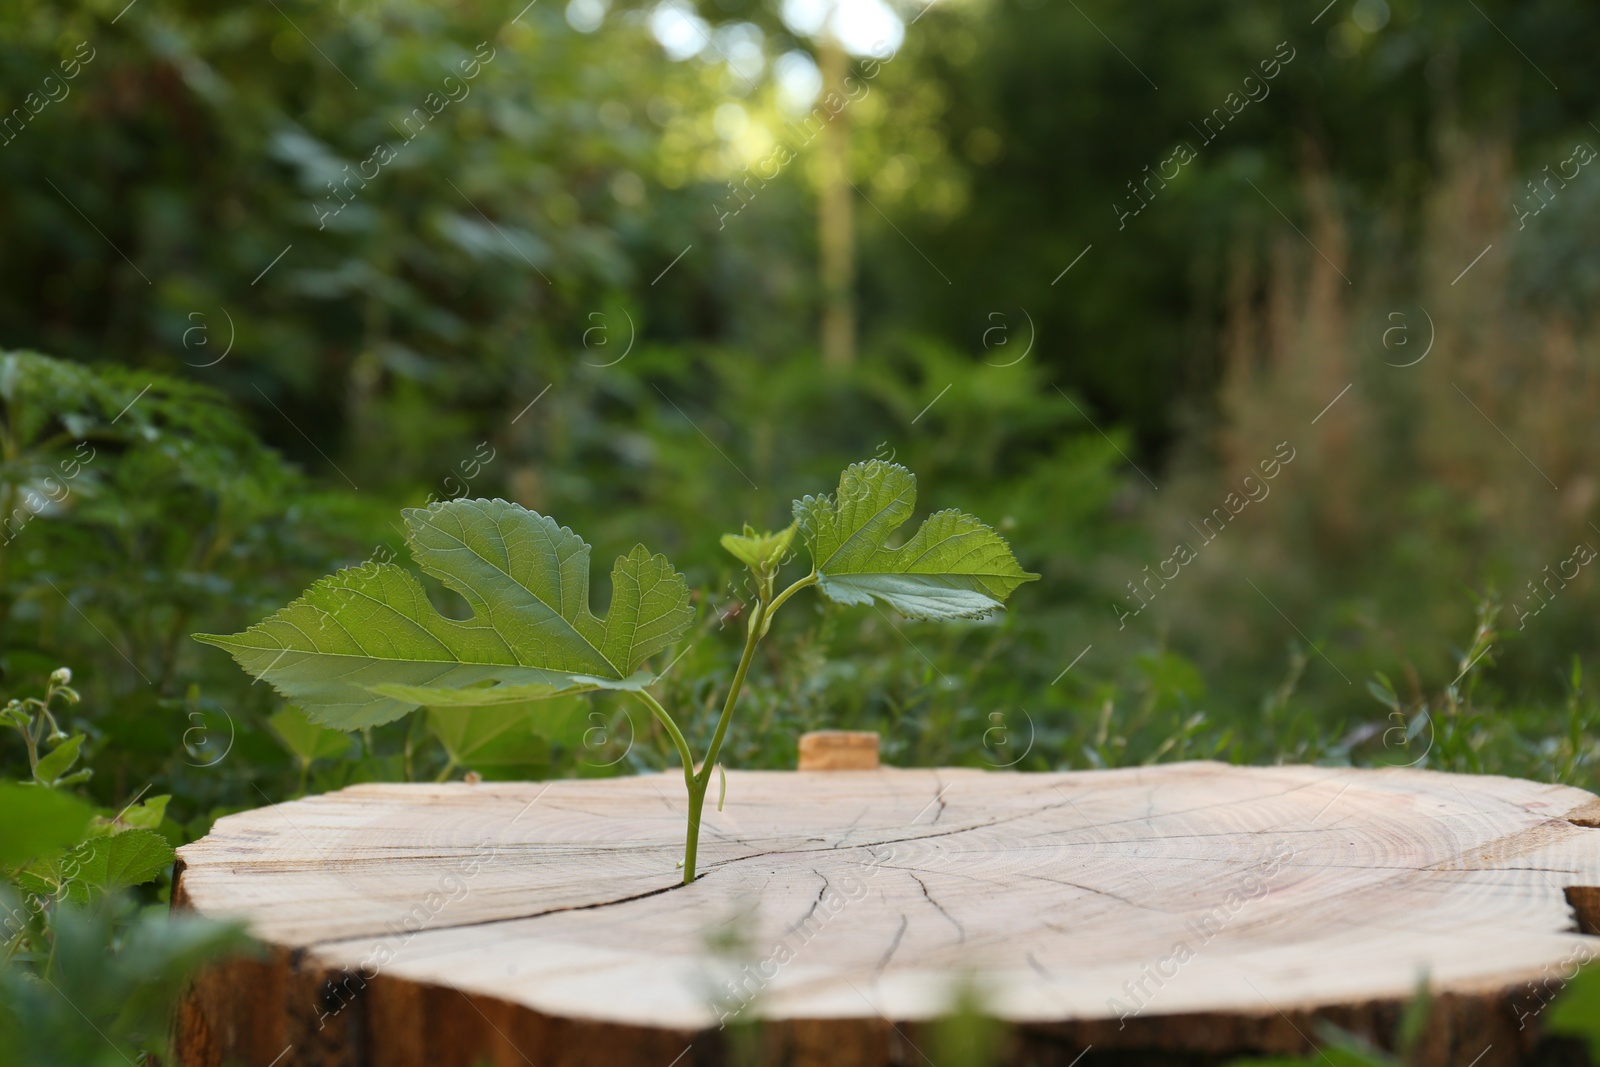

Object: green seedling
[196,460,1036,883]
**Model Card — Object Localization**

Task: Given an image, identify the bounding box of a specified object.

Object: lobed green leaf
[792,460,1038,619]
[195,498,693,728]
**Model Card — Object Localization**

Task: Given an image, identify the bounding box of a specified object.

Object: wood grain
[171,762,1600,1066]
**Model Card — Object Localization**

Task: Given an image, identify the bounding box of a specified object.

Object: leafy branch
[197,460,1037,883]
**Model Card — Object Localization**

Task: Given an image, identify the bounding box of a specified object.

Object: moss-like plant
[197,460,1036,883]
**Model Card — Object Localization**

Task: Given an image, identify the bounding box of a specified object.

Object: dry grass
[1148,136,1600,701]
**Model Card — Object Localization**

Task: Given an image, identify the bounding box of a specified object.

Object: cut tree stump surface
[173,762,1600,1067]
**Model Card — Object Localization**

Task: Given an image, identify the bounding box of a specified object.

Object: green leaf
[428,700,568,769]
[1366,672,1398,708]
[720,523,797,576]
[68,828,175,900]
[34,734,86,787]
[372,670,653,707]
[115,794,170,831]
[268,706,356,763]
[792,461,1038,620]
[196,498,693,729]
[0,783,93,866]
[528,698,596,750]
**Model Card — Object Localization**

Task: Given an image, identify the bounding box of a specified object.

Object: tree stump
[171,762,1600,1067]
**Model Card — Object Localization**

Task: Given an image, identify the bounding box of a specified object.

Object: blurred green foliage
[2,0,1600,1054]
[0,661,246,1066]
[0,0,1595,891]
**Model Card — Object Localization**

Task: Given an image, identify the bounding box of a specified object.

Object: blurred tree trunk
[818,36,855,370]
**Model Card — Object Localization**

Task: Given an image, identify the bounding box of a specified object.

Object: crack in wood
[782,870,831,939]
[874,914,908,974]
[909,872,965,943]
